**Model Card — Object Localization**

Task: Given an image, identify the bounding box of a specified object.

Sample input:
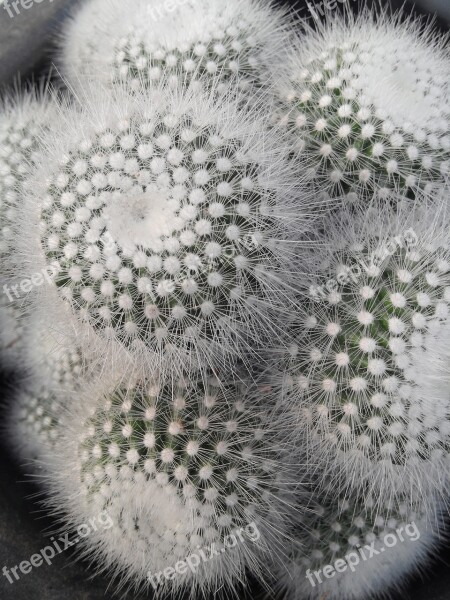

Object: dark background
[0,0,449,598]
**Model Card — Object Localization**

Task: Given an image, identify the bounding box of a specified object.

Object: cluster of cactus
[2,2,450,600]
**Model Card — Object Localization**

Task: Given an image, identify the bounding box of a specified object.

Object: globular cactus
[16,79,307,372]
[280,203,450,507]
[277,484,443,600]
[0,89,56,365]
[62,0,291,96]
[275,8,450,206]
[45,368,294,596]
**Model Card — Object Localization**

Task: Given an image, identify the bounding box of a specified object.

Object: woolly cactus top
[54,370,289,592]
[283,221,450,501]
[27,82,301,368]
[277,11,450,204]
[62,0,290,94]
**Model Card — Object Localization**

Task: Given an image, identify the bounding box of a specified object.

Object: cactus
[62,0,291,96]
[277,484,442,600]
[0,89,55,266]
[275,8,450,206]
[280,204,450,506]
[16,79,306,372]
[5,5,450,599]
[7,301,94,466]
[45,369,293,595]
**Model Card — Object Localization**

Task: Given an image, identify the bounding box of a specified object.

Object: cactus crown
[65,370,289,590]
[79,373,281,535]
[279,486,430,600]
[284,233,450,478]
[295,493,424,569]
[63,0,289,95]
[277,12,450,204]
[34,83,297,368]
[113,9,273,94]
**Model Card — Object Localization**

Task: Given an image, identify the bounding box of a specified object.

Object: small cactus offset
[277,483,443,600]
[17,78,306,372]
[46,368,294,594]
[275,8,450,206]
[11,388,63,466]
[62,0,291,96]
[8,300,97,466]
